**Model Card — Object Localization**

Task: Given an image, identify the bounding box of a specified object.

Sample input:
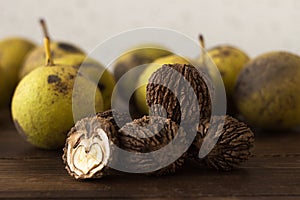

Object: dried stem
[39,19,54,66]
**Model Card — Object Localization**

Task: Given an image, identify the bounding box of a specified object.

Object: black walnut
[146,64,212,125]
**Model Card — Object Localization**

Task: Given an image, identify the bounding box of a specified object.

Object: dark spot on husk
[13,120,27,140]
[48,75,61,84]
[114,63,128,80]
[97,82,105,91]
[57,42,82,53]
[72,65,78,70]
[47,75,69,95]
[68,73,75,80]
[54,81,68,95]
[221,49,231,57]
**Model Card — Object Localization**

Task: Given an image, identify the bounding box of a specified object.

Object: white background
[0,0,299,58]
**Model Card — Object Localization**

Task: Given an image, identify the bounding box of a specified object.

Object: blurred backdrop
[0,0,299,57]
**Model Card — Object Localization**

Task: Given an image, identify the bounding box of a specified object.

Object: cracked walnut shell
[62,110,129,179]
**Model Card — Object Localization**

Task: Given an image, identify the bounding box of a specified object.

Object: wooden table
[0,109,299,199]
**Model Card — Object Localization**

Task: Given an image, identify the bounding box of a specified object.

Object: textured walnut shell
[146,64,212,125]
[189,115,254,171]
[118,116,188,176]
[62,110,129,179]
[63,111,188,178]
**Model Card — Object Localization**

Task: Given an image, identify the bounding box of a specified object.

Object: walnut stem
[199,34,207,65]
[39,19,54,66]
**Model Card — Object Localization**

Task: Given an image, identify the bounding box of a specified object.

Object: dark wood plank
[0,158,299,199]
[0,129,60,159]
[0,109,300,199]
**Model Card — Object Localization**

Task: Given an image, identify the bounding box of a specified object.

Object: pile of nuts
[63,64,254,179]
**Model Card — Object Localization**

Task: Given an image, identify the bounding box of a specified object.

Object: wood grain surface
[0,109,299,199]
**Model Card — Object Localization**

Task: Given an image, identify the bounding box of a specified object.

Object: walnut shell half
[62,110,129,179]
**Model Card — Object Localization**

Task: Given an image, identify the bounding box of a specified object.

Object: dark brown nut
[118,116,188,176]
[146,63,212,125]
[63,111,188,178]
[189,115,254,171]
[62,110,129,179]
